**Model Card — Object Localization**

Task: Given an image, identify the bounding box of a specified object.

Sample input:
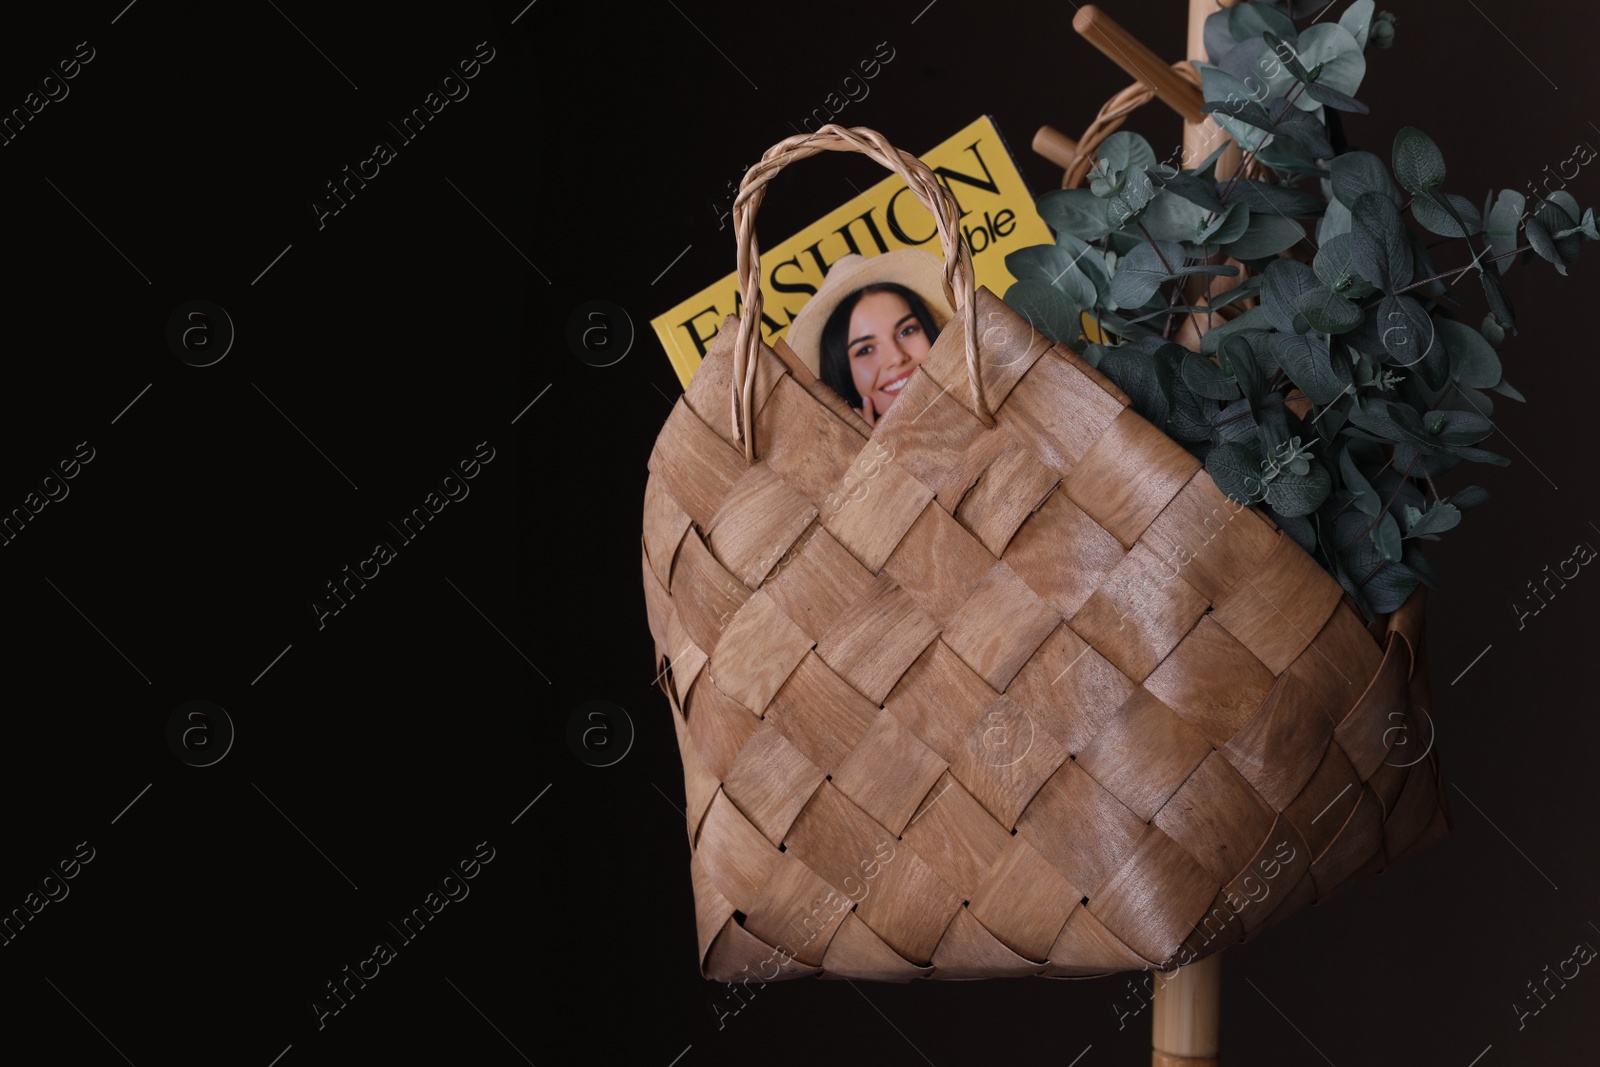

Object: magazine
[651,115,1055,389]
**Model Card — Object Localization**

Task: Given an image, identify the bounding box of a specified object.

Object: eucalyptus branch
[1391,244,1533,296]
[1329,456,1396,521]
[1136,222,1174,273]
[1162,272,1190,340]
[1218,81,1310,202]
[1422,465,1441,503]
[1339,452,1420,552]
[999,8,1592,617]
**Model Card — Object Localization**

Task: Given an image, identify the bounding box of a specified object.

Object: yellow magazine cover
[652,115,1054,390]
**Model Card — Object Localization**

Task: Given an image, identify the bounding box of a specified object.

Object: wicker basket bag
[641,125,1449,984]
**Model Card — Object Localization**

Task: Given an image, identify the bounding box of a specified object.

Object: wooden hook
[1073,5,1205,124]
[1032,125,1081,171]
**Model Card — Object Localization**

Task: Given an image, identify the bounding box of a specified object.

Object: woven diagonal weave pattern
[642,289,1450,983]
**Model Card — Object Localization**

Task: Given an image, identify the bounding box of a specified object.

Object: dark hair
[817,282,942,409]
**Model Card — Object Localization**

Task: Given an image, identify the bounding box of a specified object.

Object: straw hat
[783,249,954,378]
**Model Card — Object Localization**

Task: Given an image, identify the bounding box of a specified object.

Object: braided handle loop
[729,125,989,462]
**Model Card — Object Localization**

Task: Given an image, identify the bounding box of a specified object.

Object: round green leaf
[1003,280,1083,346]
[1210,397,1259,447]
[1297,286,1363,334]
[1225,213,1305,259]
[1485,190,1526,275]
[1376,294,1432,366]
[1090,168,1126,200]
[1152,170,1226,213]
[1577,207,1600,240]
[1268,330,1352,405]
[1182,351,1242,400]
[1197,63,1275,152]
[1141,189,1212,243]
[1202,9,1241,77]
[1349,191,1412,291]
[1392,127,1446,193]
[1230,4,1298,46]
[1261,31,1310,84]
[1108,169,1158,227]
[1097,344,1173,428]
[1340,0,1377,49]
[1371,511,1403,561]
[1285,24,1367,111]
[1545,190,1582,226]
[1480,270,1518,335]
[1435,318,1502,388]
[1206,442,1266,504]
[1168,376,1214,443]
[1319,195,1353,242]
[1362,561,1420,614]
[1424,408,1493,445]
[1339,448,1381,517]
[1480,314,1505,347]
[1200,307,1270,357]
[1109,241,1183,308]
[1064,233,1114,301]
[1005,244,1099,311]
[1196,202,1251,247]
[1411,192,1482,238]
[1329,151,1400,208]
[1405,502,1462,539]
[1261,258,1319,334]
[1095,132,1157,182]
[1313,233,1378,298]
[1524,214,1564,273]
[1038,188,1115,241]
[1534,198,1583,264]
[1265,464,1332,517]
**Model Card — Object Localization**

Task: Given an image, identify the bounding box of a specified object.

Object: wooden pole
[1174,0,1247,353]
[1152,5,1236,1063]
[1182,0,1242,175]
[1152,953,1222,1066]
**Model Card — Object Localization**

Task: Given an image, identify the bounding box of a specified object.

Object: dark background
[1,1,1596,1064]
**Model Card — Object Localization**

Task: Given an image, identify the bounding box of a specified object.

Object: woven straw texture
[642,127,1449,985]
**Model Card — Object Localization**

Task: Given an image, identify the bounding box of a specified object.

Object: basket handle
[729,124,989,462]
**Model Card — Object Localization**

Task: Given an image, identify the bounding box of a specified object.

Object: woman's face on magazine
[847,290,931,415]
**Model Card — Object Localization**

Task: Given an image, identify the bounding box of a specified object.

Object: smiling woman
[784,249,954,426]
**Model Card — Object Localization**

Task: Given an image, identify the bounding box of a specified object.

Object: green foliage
[1002,0,1594,619]
[1392,127,1445,193]
[1369,10,1398,49]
